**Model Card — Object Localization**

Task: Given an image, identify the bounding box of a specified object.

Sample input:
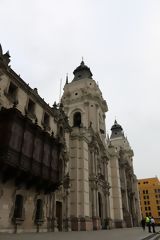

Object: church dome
[110,120,124,139]
[73,60,93,81]
[111,120,123,131]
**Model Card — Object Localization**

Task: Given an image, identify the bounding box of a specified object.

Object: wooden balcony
[0,107,63,192]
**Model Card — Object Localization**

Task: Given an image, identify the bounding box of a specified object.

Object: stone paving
[0,227,160,240]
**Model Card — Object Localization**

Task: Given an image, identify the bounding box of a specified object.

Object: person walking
[146,216,151,233]
[141,217,146,231]
[150,216,156,233]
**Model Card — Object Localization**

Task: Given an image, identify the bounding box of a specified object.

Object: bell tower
[62,61,108,132]
[62,61,110,230]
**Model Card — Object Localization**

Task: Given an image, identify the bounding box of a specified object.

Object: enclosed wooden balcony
[0,107,63,192]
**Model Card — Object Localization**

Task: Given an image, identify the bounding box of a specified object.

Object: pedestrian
[150,216,156,233]
[141,217,146,231]
[146,216,151,233]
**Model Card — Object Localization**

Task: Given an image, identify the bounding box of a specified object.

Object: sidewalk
[0,227,160,240]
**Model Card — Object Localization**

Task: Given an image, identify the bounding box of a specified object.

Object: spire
[65,73,68,84]
[114,118,117,125]
[81,57,85,66]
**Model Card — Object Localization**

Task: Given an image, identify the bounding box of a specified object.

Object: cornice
[0,64,70,127]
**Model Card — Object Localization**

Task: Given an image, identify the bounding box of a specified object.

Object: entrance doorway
[98,192,102,218]
[56,201,62,231]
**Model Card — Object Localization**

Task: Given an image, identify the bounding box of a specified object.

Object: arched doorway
[13,194,23,219]
[56,201,62,231]
[35,199,44,232]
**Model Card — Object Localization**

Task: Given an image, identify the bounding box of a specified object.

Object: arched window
[73,112,81,127]
[35,199,43,221]
[13,194,23,219]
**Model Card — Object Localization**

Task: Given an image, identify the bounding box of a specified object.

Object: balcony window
[6,82,18,103]
[25,98,36,119]
[42,112,50,130]
[28,99,35,115]
[44,113,49,125]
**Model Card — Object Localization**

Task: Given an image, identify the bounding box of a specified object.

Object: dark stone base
[70,217,93,231]
[63,218,71,231]
[92,217,101,230]
[114,219,125,228]
[124,216,133,227]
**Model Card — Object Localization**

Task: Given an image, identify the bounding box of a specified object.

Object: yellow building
[138,177,160,224]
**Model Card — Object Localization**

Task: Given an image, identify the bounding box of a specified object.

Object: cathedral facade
[62,61,141,230]
[0,45,140,233]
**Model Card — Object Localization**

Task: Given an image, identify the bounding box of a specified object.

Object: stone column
[51,193,58,232]
[62,189,71,231]
[108,145,124,228]
[122,167,132,227]
[92,150,95,174]
[122,167,129,211]
[92,185,100,230]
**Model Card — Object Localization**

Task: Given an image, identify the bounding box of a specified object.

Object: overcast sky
[0,0,160,179]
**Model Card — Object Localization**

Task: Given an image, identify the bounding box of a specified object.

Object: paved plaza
[0,227,160,240]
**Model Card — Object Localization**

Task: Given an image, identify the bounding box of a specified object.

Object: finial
[59,102,63,109]
[114,117,117,124]
[33,88,38,94]
[66,73,68,84]
[53,101,57,109]
[3,50,11,66]
[81,57,84,66]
